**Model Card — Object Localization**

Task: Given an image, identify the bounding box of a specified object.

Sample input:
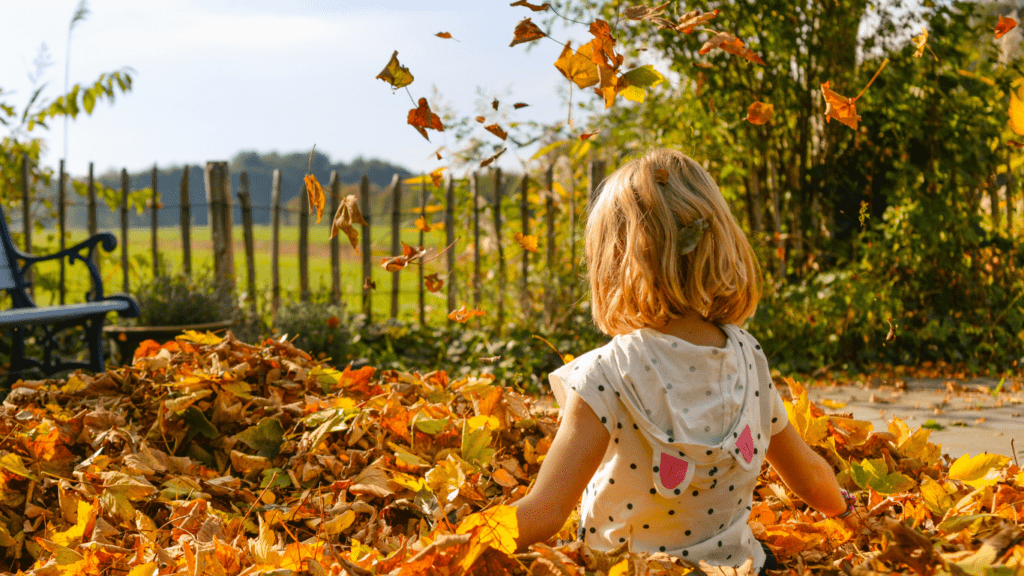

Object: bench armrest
[15,232,118,301]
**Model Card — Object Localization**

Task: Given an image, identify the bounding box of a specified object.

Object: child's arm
[513,391,610,552]
[764,422,849,517]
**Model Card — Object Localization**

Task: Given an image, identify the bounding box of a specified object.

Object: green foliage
[128,267,237,327]
[271,300,351,364]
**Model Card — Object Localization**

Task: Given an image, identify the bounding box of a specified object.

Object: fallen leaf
[995,15,1017,39]
[476,116,486,123]
[376,50,414,90]
[514,232,539,252]
[408,98,445,141]
[510,18,545,47]
[624,1,672,22]
[745,101,774,125]
[330,194,369,252]
[653,168,669,184]
[492,98,500,110]
[580,130,599,140]
[430,167,446,187]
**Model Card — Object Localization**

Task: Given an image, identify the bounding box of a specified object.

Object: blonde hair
[585,148,761,335]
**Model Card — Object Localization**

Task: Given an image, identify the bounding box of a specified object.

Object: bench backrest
[0,205,25,292]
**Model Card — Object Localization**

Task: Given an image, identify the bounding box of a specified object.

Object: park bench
[0,204,139,385]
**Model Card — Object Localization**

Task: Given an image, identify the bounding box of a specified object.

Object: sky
[0,1,614,179]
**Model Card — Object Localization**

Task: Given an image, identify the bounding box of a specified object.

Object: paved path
[801,377,1024,461]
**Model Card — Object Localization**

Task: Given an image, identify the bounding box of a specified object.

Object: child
[512,148,856,574]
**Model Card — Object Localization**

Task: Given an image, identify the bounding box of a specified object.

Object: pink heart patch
[737,424,755,463]
[659,453,689,489]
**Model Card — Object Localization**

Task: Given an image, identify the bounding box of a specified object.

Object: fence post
[121,169,130,294]
[391,175,402,319]
[472,171,481,310]
[520,173,529,310]
[88,162,98,274]
[299,176,310,303]
[151,164,159,276]
[445,176,455,315]
[419,175,427,325]
[544,164,555,323]
[360,174,372,321]
[493,167,505,330]
[20,154,32,297]
[59,160,66,305]
[271,169,282,317]
[204,161,235,290]
[239,171,257,315]
[330,171,341,305]
[1008,154,1016,238]
[180,166,192,275]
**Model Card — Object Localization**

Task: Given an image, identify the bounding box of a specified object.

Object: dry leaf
[475,116,486,123]
[995,15,1017,39]
[425,273,444,293]
[363,276,376,290]
[449,306,486,323]
[699,32,765,65]
[430,167,446,187]
[554,41,600,89]
[820,81,861,130]
[376,50,414,90]
[510,18,545,47]
[492,98,500,110]
[485,124,508,140]
[414,215,432,233]
[481,147,507,167]
[304,174,325,223]
[624,1,672,21]
[381,242,428,272]
[330,195,369,252]
[745,101,774,125]
[436,32,454,39]
[408,98,445,141]
[911,27,929,58]
[676,9,720,34]
[514,232,539,253]
[580,130,600,140]
[513,102,529,109]
[653,168,669,184]
[510,0,551,11]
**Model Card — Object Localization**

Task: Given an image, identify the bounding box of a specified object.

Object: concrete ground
[800,377,1024,461]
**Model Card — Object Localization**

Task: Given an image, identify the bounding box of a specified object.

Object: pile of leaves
[1,332,1023,575]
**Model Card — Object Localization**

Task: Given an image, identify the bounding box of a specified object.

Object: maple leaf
[820,81,861,129]
[456,505,519,557]
[911,27,929,58]
[699,32,765,65]
[425,273,444,293]
[481,147,506,167]
[408,98,444,141]
[376,50,414,90]
[995,15,1017,39]
[676,9,720,34]
[330,194,369,252]
[510,0,550,11]
[746,101,774,125]
[514,232,539,252]
[381,242,428,272]
[449,305,486,323]
[554,41,600,89]
[510,18,545,47]
[485,123,508,140]
[414,215,432,232]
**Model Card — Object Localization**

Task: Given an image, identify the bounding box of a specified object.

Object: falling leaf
[699,32,764,65]
[514,232,539,252]
[481,147,507,167]
[408,98,445,141]
[554,41,600,89]
[381,242,428,272]
[995,15,1017,39]
[425,273,445,293]
[330,194,369,252]
[1010,83,1024,135]
[510,0,550,11]
[820,81,861,130]
[304,174,325,223]
[376,50,414,90]
[676,9,720,34]
[485,123,508,140]
[449,306,486,323]
[911,27,929,58]
[746,101,774,125]
[326,316,340,329]
[415,215,432,232]
[436,32,454,39]
[363,276,376,290]
[579,130,599,140]
[624,1,671,21]
[510,18,545,47]
[492,98,500,110]
[513,102,529,108]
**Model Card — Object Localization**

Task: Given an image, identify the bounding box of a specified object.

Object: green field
[30,224,484,325]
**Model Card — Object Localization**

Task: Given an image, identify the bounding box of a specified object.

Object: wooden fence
[11,154,605,329]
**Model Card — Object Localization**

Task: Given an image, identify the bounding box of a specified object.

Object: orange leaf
[995,15,1017,39]
[304,174,325,223]
[425,273,444,293]
[408,98,444,141]
[436,32,454,39]
[326,316,340,329]
[1008,140,1024,149]
[376,50,414,90]
[330,194,369,252]
[820,81,860,130]
[513,102,529,109]
[381,242,428,272]
[481,147,506,167]
[415,215,432,233]
[510,0,550,11]
[492,468,517,487]
[554,41,600,89]
[514,232,539,253]
[449,306,486,323]
[430,167,446,187]
[485,124,508,140]
[510,18,545,47]
[475,116,486,123]
[699,32,764,65]
[746,101,774,125]
[677,9,720,34]
[580,130,600,140]
[653,169,669,184]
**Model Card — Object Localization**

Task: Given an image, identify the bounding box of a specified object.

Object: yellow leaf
[425,455,466,502]
[554,41,600,89]
[414,215,432,232]
[304,174,325,223]
[51,499,95,547]
[321,509,356,535]
[552,181,566,199]
[514,232,539,253]
[948,453,1009,489]
[608,559,629,576]
[127,563,159,576]
[821,399,847,409]
[467,414,501,431]
[456,505,519,555]
[919,476,953,516]
[619,85,646,103]
[177,330,223,345]
[1010,82,1024,136]
[0,452,38,481]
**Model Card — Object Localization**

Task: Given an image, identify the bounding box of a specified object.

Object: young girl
[512,148,856,574]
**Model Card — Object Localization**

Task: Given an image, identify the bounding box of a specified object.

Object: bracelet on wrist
[835,489,856,519]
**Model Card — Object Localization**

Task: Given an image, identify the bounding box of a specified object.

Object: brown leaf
[485,124,508,140]
[698,32,764,65]
[745,101,774,125]
[381,242,428,272]
[492,98,500,110]
[624,1,671,21]
[408,98,445,141]
[425,273,444,293]
[475,116,486,123]
[579,130,600,140]
[376,50,414,89]
[510,18,545,47]
[995,15,1017,39]
[430,166,446,187]
[436,32,454,39]
[330,194,369,252]
[364,276,376,291]
[481,147,507,167]
[510,0,551,11]
[304,174,325,223]
[513,102,529,109]
[676,9,720,33]
[653,168,669,184]
[554,41,600,89]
